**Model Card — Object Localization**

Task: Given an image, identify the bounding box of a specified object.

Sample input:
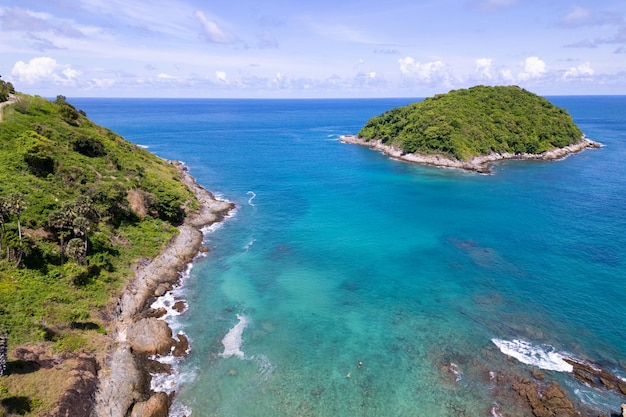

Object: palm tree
[66,238,86,265]
[73,216,91,254]
[49,209,73,263]
[8,193,26,244]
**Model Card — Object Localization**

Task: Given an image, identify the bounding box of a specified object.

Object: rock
[172,300,186,313]
[94,344,145,417]
[531,370,545,380]
[127,318,173,355]
[172,333,190,357]
[511,379,578,417]
[564,357,626,396]
[130,392,170,417]
[154,284,170,297]
[149,307,167,319]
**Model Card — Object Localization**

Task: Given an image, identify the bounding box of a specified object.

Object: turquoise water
[74,97,626,416]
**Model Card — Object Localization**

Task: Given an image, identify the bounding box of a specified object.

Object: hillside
[0,93,207,415]
[357,85,585,162]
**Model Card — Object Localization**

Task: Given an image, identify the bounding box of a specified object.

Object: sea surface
[72,96,626,417]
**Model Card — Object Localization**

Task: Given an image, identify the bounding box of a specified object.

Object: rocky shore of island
[339,135,602,173]
[93,162,234,417]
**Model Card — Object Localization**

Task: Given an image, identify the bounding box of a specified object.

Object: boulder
[130,392,170,417]
[127,318,173,355]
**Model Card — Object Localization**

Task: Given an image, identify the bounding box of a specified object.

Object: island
[0,89,233,416]
[341,85,601,173]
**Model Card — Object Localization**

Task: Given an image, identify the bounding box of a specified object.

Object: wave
[220,314,250,359]
[247,191,256,206]
[491,338,573,372]
[244,239,256,252]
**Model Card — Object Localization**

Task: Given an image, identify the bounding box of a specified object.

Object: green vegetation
[0,92,197,348]
[0,76,15,103]
[358,85,583,161]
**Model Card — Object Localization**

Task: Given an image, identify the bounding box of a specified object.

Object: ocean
[72,96,626,417]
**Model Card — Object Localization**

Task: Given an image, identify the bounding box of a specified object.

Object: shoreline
[339,135,602,173]
[93,162,234,417]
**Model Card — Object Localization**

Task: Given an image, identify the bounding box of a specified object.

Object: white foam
[490,403,504,417]
[449,362,462,382]
[244,239,256,252]
[491,338,573,372]
[247,191,256,206]
[220,314,249,359]
[169,403,193,417]
[253,354,275,380]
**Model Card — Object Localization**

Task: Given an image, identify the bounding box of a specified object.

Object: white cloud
[476,58,492,78]
[216,71,227,83]
[194,11,236,44]
[399,57,446,82]
[519,56,546,80]
[561,6,592,27]
[368,72,376,78]
[11,56,80,85]
[563,62,594,79]
[157,73,176,80]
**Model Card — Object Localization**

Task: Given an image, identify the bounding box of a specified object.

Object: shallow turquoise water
[74,97,626,416]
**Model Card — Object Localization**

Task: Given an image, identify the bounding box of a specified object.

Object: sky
[1,0,625,98]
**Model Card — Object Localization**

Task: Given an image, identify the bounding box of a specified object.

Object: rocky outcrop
[340,135,602,174]
[511,378,578,417]
[93,162,234,417]
[129,392,170,417]
[564,357,626,396]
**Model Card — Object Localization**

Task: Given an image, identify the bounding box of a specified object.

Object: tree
[66,238,86,265]
[7,193,26,245]
[49,209,73,264]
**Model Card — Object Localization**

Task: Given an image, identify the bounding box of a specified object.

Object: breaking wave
[491,338,573,372]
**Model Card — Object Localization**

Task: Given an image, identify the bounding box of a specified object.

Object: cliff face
[358,85,585,162]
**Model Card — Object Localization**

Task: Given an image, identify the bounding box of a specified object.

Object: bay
[73,96,626,416]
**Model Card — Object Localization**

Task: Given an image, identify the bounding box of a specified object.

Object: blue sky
[1,0,625,97]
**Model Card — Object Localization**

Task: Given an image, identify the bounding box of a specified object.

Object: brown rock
[127,318,174,355]
[531,370,545,380]
[512,379,578,417]
[172,333,190,357]
[172,300,186,313]
[154,284,170,297]
[130,392,170,417]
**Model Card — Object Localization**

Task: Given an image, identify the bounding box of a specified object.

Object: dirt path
[0,94,17,122]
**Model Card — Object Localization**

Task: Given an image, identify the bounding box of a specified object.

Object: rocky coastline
[93,161,234,417]
[339,135,602,173]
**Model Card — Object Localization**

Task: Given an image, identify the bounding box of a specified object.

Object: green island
[0,83,232,416]
[342,85,601,173]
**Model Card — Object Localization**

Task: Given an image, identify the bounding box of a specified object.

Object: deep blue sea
[72,97,626,417]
